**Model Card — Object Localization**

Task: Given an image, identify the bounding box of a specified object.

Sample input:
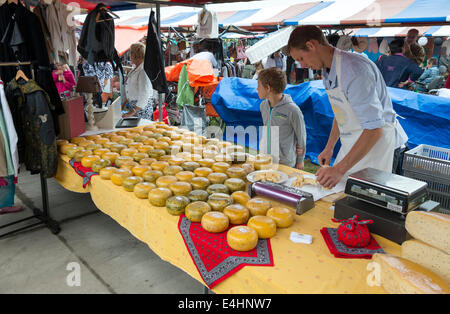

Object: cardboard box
[58,96,85,139]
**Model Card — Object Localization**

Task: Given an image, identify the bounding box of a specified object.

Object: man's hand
[316,165,345,189]
[122,110,135,118]
[317,147,333,166]
[296,162,304,170]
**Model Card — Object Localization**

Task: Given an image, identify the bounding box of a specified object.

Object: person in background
[52,63,76,96]
[121,43,154,120]
[415,57,440,91]
[258,67,306,170]
[264,50,287,72]
[81,59,114,107]
[404,28,425,66]
[252,61,264,80]
[190,41,218,68]
[376,38,423,89]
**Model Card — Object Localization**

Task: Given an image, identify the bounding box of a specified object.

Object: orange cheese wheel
[175,171,196,182]
[247,215,277,239]
[151,161,169,172]
[155,175,178,188]
[207,172,228,185]
[131,165,151,177]
[266,207,294,228]
[99,167,117,180]
[120,148,138,157]
[231,191,251,206]
[102,152,120,164]
[139,157,157,166]
[227,226,258,252]
[60,143,77,155]
[77,140,95,148]
[110,169,132,186]
[201,211,229,233]
[246,198,271,216]
[120,160,139,171]
[94,138,109,145]
[133,182,156,199]
[81,155,101,168]
[169,181,193,196]
[109,144,127,153]
[185,201,212,222]
[223,204,250,225]
[163,165,183,176]
[194,167,213,178]
[128,142,143,150]
[70,137,87,145]
[93,148,110,157]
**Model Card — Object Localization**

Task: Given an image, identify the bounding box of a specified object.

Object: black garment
[0,1,64,134]
[144,10,169,94]
[77,3,122,74]
[5,79,57,178]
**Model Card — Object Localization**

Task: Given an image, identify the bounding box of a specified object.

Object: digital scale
[345,168,429,215]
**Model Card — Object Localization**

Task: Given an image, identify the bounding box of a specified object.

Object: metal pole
[156,3,163,122]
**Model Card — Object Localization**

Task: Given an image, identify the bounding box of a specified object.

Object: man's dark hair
[288,25,328,52]
[389,38,405,54]
[428,57,437,66]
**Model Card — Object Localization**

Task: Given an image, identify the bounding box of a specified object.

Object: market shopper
[121,43,154,120]
[52,63,76,96]
[257,67,306,170]
[288,25,408,188]
[264,50,287,72]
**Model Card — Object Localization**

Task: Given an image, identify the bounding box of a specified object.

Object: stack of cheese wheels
[401,211,450,285]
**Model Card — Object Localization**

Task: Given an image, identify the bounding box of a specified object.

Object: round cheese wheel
[91,159,111,172]
[154,141,169,151]
[65,146,83,158]
[110,169,132,186]
[142,170,162,183]
[155,175,178,188]
[114,155,133,167]
[181,161,200,172]
[267,207,294,228]
[169,181,192,196]
[166,195,190,215]
[86,143,103,152]
[148,187,173,207]
[207,184,229,195]
[211,162,230,173]
[119,138,133,146]
[194,167,213,178]
[223,204,250,225]
[175,171,195,182]
[73,149,92,162]
[214,154,233,163]
[60,143,77,155]
[226,167,246,179]
[81,155,101,168]
[231,191,251,206]
[246,198,271,216]
[101,141,114,149]
[148,149,166,159]
[122,176,144,192]
[133,182,155,199]
[131,165,151,177]
[93,148,110,157]
[207,172,228,185]
[224,178,246,193]
[198,158,215,168]
[94,138,109,146]
[132,152,148,162]
[207,193,233,212]
[187,190,209,202]
[254,154,273,170]
[139,157,157,166]
[185,201,212,222]
[163,165,183,176]
[120,148,138,157]
[227,226,258,252]
[190,177,210,190]
[202,149,218,160]
[110,135,125,143]
[241,163,255,175]
[99,167,117,180]
[102,152,120,164]
[143,138,156,146]
[70,137,87,145]
[120,160,139,171]
[247,215,277,239]
[56,139,69,147]
[137,145,153,154]
[167,156,184,166]
[78,140,95,148]
[201,211,229,233]
[151,161,169,172]
[109,144,127,154]
[128,142,143,150]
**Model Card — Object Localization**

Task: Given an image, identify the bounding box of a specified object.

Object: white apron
[326,50,396,177]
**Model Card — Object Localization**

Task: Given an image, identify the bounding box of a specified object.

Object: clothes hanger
[96,6,119,23]
[15,64,29,82]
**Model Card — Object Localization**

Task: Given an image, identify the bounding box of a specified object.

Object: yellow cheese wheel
[133,182,156,199]
[266,207,294,228]
[86,134,101,141]
[175,171,196,182]
[202,149,218,160]
[131,165,151,177]
[70,137,87,145]
[154,141,169,150]
[122,176,144,192]
[93,148,110,157]
[99,167,117,180]
[110,135,125,143]
[119,138,133,146]
[211,162,230,173]
[132,152,149,162]
[91,159,111,172]
[142,170,163,183]
[110,144,127,153]
[241,163,255,175]
[86,143,103,151]
[201,211,229,233]
[247,215,277,239]
[167,156,184,166]
[156,175,178,188]
[185,201,212,222]
[194,167,213,177]
[190,177,210,190]
[94,138,110,146]
[78,140,95,148]
[223,204,250,225]
[128,142,143,150]
[73,149,92,162]
[163,165,183,176]
[227,226,258,252]
[148,188,173,207]
[224,178,246,193]
[254,154,273,170]
[207,193,233,212]
[120,148,138,157]
[120,160,139,171]
[65,146,83,158]
[151,161,169,172]
[60,143,77,155]
[231,191,251,206]
[169,181,193,196]
[207,172,228,185]
[56,139,69,147]
[226,167,246,179]
[102,152,120,164]
[198,158,215,168]
[246,198,271,216]
[139,157,157,166]
[81,155,101,168]
[137,145,153,154]
[111,169,132,186]
[181,161,201,172]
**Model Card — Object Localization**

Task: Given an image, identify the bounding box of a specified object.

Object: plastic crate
[245,26,294,64]
[402,144,450,181]
[403,170,450,211]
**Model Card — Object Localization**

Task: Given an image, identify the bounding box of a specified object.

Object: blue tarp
[211,78,450,165]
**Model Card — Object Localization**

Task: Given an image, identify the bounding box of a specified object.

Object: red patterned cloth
[69,159,99,188]
[320,227,385,259]
[178,214,274,289]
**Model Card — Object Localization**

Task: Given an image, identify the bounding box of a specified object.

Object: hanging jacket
[5,79,57,178]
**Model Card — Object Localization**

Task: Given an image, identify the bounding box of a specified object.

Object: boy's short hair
[258,67,287,94]
[287,25,328,52]
[428,57,437,66]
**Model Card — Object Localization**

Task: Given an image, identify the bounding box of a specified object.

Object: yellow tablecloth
[55,154,400,293]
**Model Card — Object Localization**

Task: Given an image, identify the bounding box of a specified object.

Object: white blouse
[124,62,153,109]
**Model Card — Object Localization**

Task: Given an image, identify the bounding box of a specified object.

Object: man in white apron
[288,26,408,189]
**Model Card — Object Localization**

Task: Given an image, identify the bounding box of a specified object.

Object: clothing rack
[0,61,60,238]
